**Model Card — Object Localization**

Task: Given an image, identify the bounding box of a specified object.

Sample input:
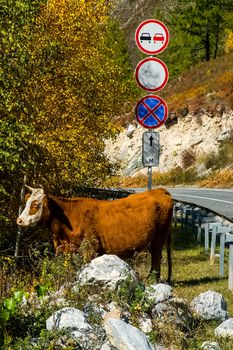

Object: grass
[127,224,233,349]
[1,224,233,349]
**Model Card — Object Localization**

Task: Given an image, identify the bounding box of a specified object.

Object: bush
[181,149,196,169]
[198,169,233,188]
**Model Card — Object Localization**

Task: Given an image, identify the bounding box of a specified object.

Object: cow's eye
[33,202,40,208]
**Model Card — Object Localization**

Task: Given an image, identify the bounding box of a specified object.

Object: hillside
[105,53,233,180]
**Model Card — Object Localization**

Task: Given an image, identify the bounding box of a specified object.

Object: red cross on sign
[135,95,168,129]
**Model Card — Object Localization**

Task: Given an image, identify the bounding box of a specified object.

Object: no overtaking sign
[135,19,169,55]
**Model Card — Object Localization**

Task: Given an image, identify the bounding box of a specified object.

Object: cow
[17,186,173,282]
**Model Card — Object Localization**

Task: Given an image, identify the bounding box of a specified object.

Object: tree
[21,0,135,192]
[155,0,233,77]
[0,0,135,244]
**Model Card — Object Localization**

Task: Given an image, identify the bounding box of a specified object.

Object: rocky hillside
[105,109,233,176]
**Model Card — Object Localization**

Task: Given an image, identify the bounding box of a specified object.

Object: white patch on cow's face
[17,188,45,227]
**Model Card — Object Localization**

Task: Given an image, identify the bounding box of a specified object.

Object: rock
[46,307,92,332]
[101,342,115,350]
[125,124,136,138]
[151,298,192,331]
[104,317,155,350]
[105,109,233,175]
[190,290,228,321]
[76,255,138,291]
[214,318,233,338]
[189,136,203,147]
[144,283,173,305]
[123,150,142,175]
[215,104,224,117]
[201,341,222,350]
[83,303,106,323]
[217,130,231,141]
[138,313,153,333]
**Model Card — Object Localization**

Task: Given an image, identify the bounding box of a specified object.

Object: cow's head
[17,186,46,227]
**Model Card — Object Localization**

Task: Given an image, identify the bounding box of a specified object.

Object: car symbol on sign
[140,33,151,43]
[153,33,165,43]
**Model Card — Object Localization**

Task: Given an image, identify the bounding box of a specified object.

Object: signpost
[135,19,169,55]
[134,19,170,190]
[142,132,160,190]
[142,131,160,167]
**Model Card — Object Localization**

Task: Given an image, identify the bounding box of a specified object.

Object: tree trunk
[205,22,210,61]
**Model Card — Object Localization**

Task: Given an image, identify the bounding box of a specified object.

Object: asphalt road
[133,187,233,222]
[167,188,233,222]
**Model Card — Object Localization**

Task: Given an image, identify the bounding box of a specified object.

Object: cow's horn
[25,185,35,192]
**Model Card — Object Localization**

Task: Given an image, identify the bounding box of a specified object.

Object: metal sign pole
[15,174,27,259]
[148,166,152,190]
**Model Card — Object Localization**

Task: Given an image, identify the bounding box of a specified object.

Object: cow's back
[95,188,173,255]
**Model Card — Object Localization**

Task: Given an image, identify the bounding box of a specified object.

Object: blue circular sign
[135,95,168,129]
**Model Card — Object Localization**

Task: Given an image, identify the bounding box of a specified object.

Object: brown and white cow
[17,186,173,282]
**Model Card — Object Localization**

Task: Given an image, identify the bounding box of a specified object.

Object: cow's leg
[149,240,163,282]
[166,226,172,284]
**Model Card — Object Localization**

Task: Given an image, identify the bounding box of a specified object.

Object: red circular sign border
[135,95,168,129]
[135,19,169,55]
[135,57,169,92]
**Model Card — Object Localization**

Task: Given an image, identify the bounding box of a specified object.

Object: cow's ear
[25,193,31,202]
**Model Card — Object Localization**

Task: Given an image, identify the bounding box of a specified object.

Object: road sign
[142,131,160,167]
[135,19,169,55]
[135,95,168,129]
[135,57,169,92]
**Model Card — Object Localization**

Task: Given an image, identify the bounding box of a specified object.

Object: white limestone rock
[76,254,138,291]
[144,283,173,305]
[214,318,233,338]
[104,318,155,350]
[190,290,228,321]
[46,307,92,332]
[138,313,153,333]
[201,341,221,350]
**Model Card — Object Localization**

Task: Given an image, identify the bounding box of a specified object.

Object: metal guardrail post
[229,244,233,290]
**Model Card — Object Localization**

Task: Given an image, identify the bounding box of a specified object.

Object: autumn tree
[0,0,135,243]
[22,0,135,192]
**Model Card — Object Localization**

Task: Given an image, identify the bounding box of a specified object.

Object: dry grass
[163,52,233,115]
[198,169,233,188]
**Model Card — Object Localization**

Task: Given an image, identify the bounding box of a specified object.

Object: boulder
[190,290,228,321]
[46,307,92,332]
[104,318,155,350]
[144,283,173,305]
[214,318,233,338]
[201,341,221,350]
[76,255,138,291]
[152,298,192,331]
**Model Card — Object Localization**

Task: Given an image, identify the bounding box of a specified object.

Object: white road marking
[171,194,233,205]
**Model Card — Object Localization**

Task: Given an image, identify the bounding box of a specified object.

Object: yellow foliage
[225,30,233,53]
[19,0,133,191]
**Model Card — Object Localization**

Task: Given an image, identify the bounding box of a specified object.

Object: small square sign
[142,131,160,167]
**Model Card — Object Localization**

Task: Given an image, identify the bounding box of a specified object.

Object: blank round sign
[135,57,169,92]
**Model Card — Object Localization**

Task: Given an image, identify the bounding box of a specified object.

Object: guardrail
[173,200,233,290]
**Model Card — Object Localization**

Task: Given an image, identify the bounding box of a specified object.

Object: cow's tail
[166,221,172,284]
